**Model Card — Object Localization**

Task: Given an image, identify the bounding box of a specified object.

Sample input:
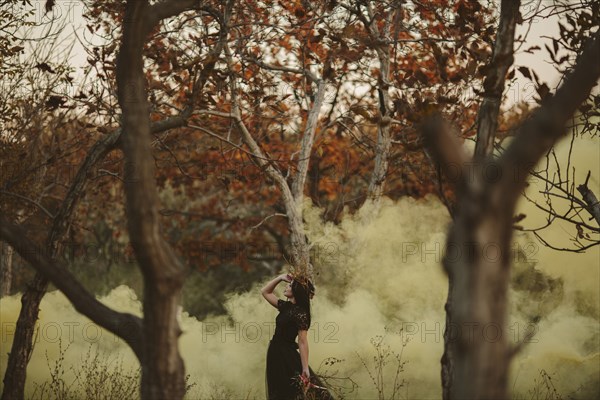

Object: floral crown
[289,272,315,299]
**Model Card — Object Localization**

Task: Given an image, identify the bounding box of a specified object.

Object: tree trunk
[228,45,326,278]
[0,242,13,297]
[425,28,600,399]
[440,1,520,397]
[139,282,186,399]
[116,1,197,398]
[440,279,454,400]
[366,9,394,205]
[442,188,513,399]
[473,0,520,161]
[2,1,198,398]
[1,274,48,400]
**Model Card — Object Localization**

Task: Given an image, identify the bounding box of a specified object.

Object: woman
[261,272,334,400]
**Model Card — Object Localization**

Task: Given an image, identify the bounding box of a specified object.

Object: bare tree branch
[0,191,54,219]
[421,114,470,189]
[473,0,520,160]
[188,123,282,162]
[532,230,599,253]
[148,0,200,27]
[0,219,144,356]
[577,171,600,227]
[242,56,319,83]
[292,79,327,202]
[499,30,600,207]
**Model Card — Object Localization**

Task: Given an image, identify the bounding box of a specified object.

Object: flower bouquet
[293,373,330,399]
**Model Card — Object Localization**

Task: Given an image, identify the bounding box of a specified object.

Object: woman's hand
[301,367,310,382]
[278,273,292,283]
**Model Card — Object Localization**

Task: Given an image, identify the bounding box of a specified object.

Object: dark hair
[291,279,314,328]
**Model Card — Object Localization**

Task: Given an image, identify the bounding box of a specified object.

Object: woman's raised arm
[261,273,291,308]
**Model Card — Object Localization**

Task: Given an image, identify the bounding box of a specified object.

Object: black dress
[265,299,335,400]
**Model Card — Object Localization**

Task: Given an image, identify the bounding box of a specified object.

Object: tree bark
[473,0,521,161]
[424,29,600,399]
[1,274,47,400]
[367,46,392,203]
[290,80,327,275]
[363,2,400,205]
[0,241,13,297]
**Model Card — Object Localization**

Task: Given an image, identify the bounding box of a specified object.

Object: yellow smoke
[0,286,141,397]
